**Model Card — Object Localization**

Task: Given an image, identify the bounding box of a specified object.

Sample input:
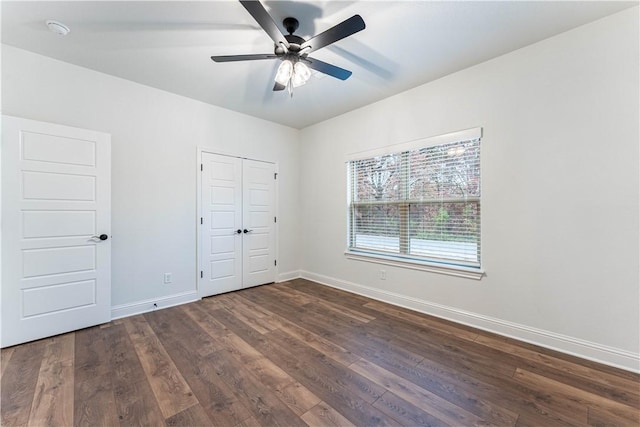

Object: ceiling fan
[211,0,366,94]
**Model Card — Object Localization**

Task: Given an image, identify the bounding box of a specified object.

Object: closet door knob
[236,229,242,234]
[92,234,109,241]
[243,229,253,234]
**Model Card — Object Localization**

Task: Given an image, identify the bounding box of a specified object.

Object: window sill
[344,250,484,280]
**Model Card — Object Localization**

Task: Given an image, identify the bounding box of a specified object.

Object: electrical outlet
[164,272,172,284]
[380,270,386,280]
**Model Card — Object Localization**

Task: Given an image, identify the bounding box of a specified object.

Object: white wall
[2,7,638,372]
[1,45,301,311]
[299,8,639,371]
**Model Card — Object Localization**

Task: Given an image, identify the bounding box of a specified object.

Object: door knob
[92,234,109,241]
[243,229,253,234]
[236,229,242,234]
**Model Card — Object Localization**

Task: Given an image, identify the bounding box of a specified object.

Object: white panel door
[201,153,243,295]
[1,115,111,347]
[242,159,276,287]
[200,153,275,297]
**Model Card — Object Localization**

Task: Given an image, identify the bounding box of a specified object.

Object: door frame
[196,148,279,299]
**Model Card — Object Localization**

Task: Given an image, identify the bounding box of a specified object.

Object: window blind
[348,136,481,268]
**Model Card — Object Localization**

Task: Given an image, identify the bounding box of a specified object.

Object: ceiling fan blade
[303,57,352,81]
[239,0,289,48]
[211,54,278,62]
[300,15,365,53]
[273,82,286,91]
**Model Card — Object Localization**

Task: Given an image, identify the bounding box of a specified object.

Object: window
[346,128,482,277]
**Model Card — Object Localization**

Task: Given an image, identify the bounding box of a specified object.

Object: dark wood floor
[2,279,639,426]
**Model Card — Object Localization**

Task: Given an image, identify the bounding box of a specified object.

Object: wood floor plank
[363,300,478,341]
[211,300,401,426]
[364,316,518,379]
[113,379,167,427]
[286,279,375,307]
[255,338,402,425]
[587,405,638,427]
[271,283,376,323]
[241,286,426,372]
[298,312,427,372]
[350,358,489,426]
[372,391,451,427]
[266,329,386,405]
[415,355,589,426]
[514,412,578,427]
[313,298,376,323]
[263,311,360,366]
[513,368,639,425]
[235,414,262,427]
[301,401,357,427]
[278,381,322,416]
[476,333,640,408]
[225,331,292,385]
[1,339,48,426]
[123,315,198,418]
[294,286,580,426]
[184,300,323,417]
[208,348,309,427]
[145,307,254,426]
[165,403,211,426]
[1,346,16,378]
[300,296,369,330]
[268,283,316,305]
[225,291,275,316]
[257,343,402,427]
[74,325,120,427]
[215,294,280,334]
[105,323,147,384]
[28,333,75,427]
[180,300,232,346]
[103,323,166,427]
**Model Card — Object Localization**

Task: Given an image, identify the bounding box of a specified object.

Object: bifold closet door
[201,154,243,295]
[200,153,275,297]
[242,160,277,287]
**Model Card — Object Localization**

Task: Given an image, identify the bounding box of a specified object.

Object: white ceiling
[2,1,636,129]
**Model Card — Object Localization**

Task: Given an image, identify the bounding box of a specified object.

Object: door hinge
[200,217,203,225]
[274,260,277,266]
[200,271,203,278]
[201,163,203,171]
[274,172,278,180]
[274,216,277,223]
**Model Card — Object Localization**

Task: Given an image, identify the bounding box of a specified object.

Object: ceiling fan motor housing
[275,18,305,56]
[283,17,299,34]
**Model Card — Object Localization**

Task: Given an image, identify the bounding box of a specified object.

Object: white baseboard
[300,270,640,373]
[277,270,301,282]
[111,291,199,320]
[110,271,302,321]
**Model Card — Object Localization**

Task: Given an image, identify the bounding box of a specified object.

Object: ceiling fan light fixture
[274,60,293,86]
[291,62,311,88]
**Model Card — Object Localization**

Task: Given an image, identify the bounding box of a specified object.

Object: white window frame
[345,128,484,280]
